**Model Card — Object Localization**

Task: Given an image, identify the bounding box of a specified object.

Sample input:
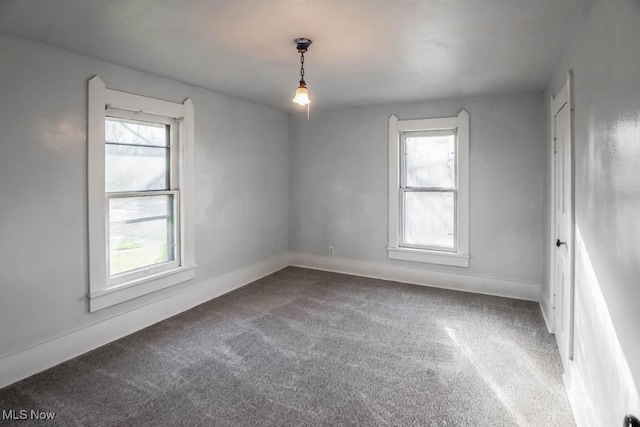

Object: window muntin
[400,130,457,251]
[105,110,180,284]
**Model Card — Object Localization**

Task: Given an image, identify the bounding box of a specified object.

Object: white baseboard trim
[540,296,554,334]
[290,252,541,302]
[0,253,289,390]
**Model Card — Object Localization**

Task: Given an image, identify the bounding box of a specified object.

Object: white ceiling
[0,0,589,111]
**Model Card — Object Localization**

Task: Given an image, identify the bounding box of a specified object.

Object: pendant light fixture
[292,38,312,107]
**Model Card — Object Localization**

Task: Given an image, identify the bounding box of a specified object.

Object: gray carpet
[0,267,574,426]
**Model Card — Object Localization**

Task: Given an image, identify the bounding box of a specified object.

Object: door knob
[556,239,566,248]
[624,415,640,427]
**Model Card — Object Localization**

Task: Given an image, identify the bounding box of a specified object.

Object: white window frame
[387,110,470,267]
[88,76,196,312]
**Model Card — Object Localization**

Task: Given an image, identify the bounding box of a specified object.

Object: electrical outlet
[328,245,335,256]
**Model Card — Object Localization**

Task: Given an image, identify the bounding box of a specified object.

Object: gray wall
[0,35,290,357]
[545,0,640,387]
[290,93,546,285]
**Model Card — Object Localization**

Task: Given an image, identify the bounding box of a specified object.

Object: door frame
[548,70,576,362]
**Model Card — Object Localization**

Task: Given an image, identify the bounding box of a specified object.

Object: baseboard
[0,253,289,390]
[540,295,554,333]
[290,252,541,301]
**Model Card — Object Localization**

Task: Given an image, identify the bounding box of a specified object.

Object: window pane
[109,195,175,276]
[405,133,455,188]
[106,144,168,192]
[106,117,168,147]
[403,191,455,249]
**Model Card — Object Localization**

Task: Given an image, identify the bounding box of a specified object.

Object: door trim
[548,70,576,362]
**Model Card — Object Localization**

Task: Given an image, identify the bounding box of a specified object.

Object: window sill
[89,265,196,312]
[387,247,469,267]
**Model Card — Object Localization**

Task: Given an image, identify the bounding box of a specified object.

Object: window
[388,110,469,267]
[88,77,195,311]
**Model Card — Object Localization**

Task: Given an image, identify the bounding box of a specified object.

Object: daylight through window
[88,76,195,311]
[388,110,469,267]
[105,114,179,281]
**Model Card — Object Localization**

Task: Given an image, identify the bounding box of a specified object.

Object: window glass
[404,133,455,188]
[106,117,168,147]
[106,144,169,192]
[403,191,455,249]
[401,131,457,250]
[105,117,169,192]
[105,113,176,278]
[109,195,175,276]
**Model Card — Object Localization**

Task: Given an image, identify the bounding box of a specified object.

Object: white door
[552,84,574,369]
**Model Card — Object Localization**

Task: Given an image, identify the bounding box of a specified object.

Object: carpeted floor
[0,267,575,426]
